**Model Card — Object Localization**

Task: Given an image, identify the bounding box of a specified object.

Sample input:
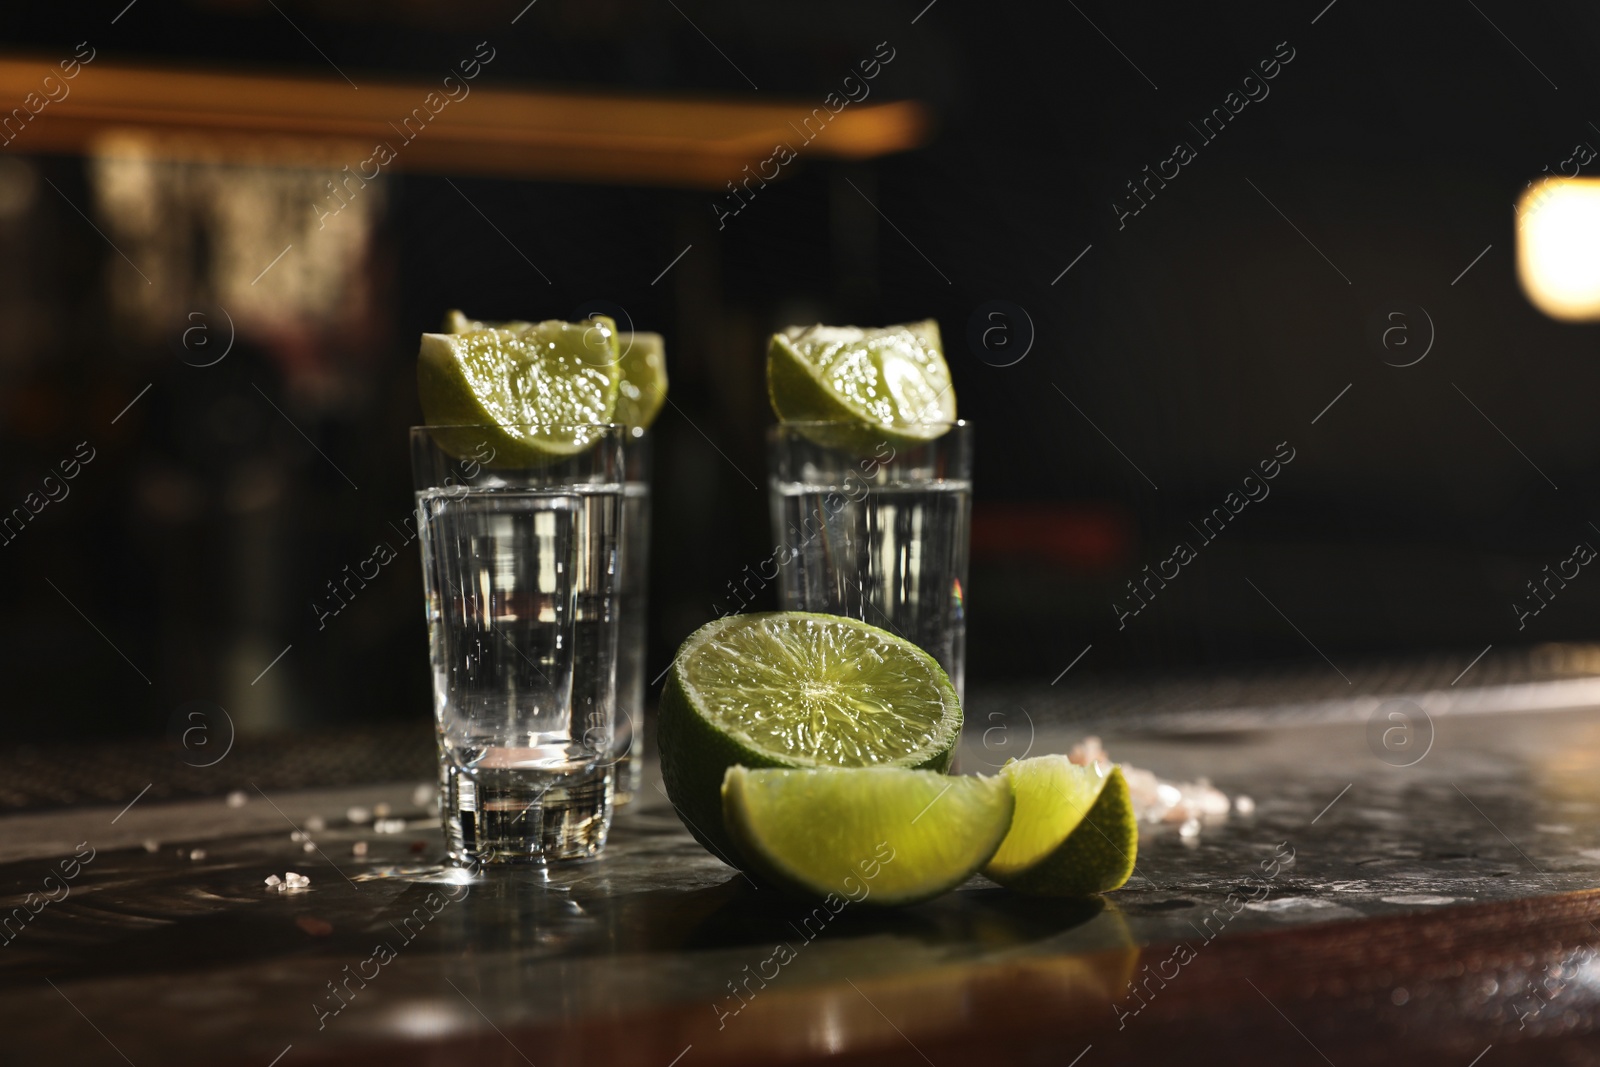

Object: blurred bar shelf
[0,57,931,186]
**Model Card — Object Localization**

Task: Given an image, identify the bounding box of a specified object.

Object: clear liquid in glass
[417,485,622,864]
[772,480,971,698]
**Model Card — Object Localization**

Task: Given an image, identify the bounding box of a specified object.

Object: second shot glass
[767,421,972,699]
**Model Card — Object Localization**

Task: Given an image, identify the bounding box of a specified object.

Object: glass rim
[768,418,970,431]
[409,422,630,433]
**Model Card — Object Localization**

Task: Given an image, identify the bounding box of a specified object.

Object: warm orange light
[0,57,931,189]
[1518,177,1600,321]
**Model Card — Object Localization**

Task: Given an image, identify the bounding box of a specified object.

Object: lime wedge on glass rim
[982,755,1137,896]
[658,611,962,867]
[766,320,955,452]
[722,766,1013,905]
[418,316,621,464]
[444,309,667,434]
[611,330,667,433]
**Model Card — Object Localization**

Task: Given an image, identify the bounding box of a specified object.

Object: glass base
[442,761,613,865]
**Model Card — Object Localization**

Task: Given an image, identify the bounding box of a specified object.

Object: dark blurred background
[3,0,1598,744]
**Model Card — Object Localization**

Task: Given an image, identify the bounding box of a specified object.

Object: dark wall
[3,0,1599,742]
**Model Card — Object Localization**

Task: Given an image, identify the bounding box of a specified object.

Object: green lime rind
[658,611,962,868]
[766,320,955,454]
[722,766,1013,906]
[445,311,667,434]
[982,757,1137,897]
[418,318,621,465]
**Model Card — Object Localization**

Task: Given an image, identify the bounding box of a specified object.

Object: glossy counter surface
[5,699,1600,1066]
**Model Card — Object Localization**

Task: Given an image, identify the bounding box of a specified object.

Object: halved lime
[417,318,620,463]
[444,311,667,434]
[658,612,962,866]
[982,756,1137,896]
[766,320,955,451]
[722,766,1012,905]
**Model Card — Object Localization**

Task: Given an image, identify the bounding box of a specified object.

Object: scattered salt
[302,841,316,853]
[1234,795,1256,816]
[1068,736,1111,768]
[142,839,160,853]
[412,783,435,807]
[188,848,207,861]
[373,802,392,818]
[374,818,406,834]
[304,815,326,832]
[1071,735,1234,839]
[290,830,306,842]
[351,841,369,857]
[264,875,282,887]
[284,872,310,889]
[225,790,248,809]
[1179,818,1201,840]
[346,806,371,825]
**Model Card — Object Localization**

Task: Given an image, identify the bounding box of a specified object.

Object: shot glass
[613,429,651,806]
[410,424,626,865]
[767,421,972,699]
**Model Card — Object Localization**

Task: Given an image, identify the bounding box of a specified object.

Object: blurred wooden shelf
[0,57,930,187]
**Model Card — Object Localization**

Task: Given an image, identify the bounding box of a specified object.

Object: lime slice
[613,331,668,433]
[766,320,955,451]
[444,311,667,434]
[982,756,1137,896]
[723,766,1012,905]
[658,612,962,866]
[417,318,620,463]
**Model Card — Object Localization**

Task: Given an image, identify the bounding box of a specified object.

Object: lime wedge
[982,756,1137,896]
[444,311,667,434]
[613,331,668,433]
[417,318,620,463]
[722,766,1013,905]
[658,612,962,866]
[443,309,485,333]
[766,320,955,450]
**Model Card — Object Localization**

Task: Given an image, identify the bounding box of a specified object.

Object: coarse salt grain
[264,875,282,887]
[374,818,406,834]
[302,841,316,853]
[412,784,435,807]
[225,790,248,808]
[373,802,392,818]
[346,806,371,825]
[189,848,207,861]
[1234,795,1256,816]
[305,815,326,832]
[351,841,368,857]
